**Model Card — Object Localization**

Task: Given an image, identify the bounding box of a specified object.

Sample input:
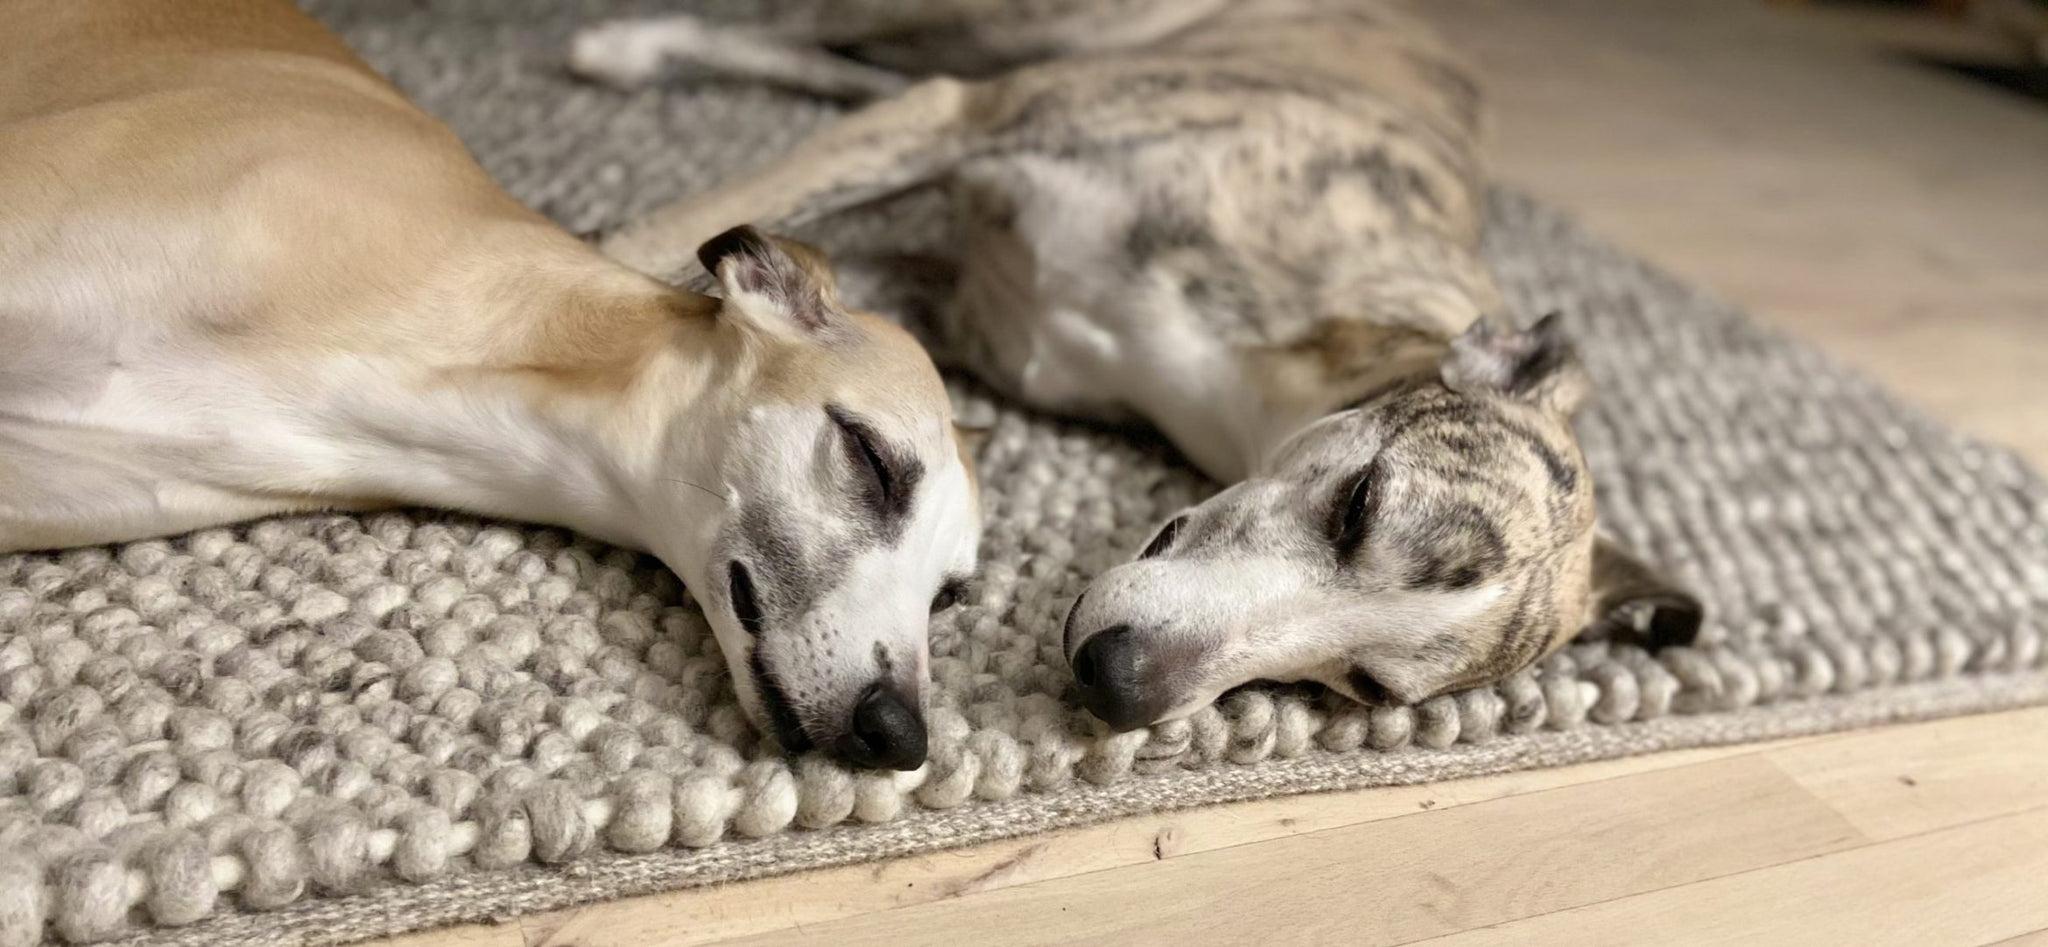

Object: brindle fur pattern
[572,0,1700,727]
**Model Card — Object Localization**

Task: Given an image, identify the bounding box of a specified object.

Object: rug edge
[142,668,2048,947]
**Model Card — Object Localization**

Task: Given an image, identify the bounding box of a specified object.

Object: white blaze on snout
[772,548,929,730]
[1076,549,1511,722]
[1071,554,1310,698]
[724,404,980,734]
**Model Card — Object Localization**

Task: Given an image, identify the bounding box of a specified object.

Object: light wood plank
[1414,806,2048,947]
[1770,705,2048,841]
[700,755,1867,947]
[1988,929,2048,947]
[365,923,521,947]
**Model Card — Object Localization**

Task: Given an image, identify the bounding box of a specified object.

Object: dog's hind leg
[569,15,912,100]
[598,77,981,282]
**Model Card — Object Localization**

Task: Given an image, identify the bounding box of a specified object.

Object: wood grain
[1414,807,2048,947]
[1771,706,2048,841]
[699,756,1868,947]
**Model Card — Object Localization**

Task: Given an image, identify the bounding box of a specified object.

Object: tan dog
[573,0,1704,730]
[0,0,982,769]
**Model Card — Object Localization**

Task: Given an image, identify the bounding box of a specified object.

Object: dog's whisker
[663,476,727,503]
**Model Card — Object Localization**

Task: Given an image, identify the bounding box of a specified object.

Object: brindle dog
[569,0,1704,731]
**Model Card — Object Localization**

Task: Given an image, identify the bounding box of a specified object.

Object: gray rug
[5,2,2048,945]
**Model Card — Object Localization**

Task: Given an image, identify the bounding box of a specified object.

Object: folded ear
[696,224,847,340]
[1580,534,1704,649]
[952,422,989,506]
[1440,312,1589,415]
[953,422,992,459]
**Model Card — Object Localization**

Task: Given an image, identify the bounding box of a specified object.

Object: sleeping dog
[572,0,1705,730]
[0,0,981,769]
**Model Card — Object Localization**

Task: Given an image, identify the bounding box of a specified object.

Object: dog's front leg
[569,14,911,101]
[597,77,979,283]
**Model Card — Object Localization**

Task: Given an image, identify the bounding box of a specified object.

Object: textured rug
[5,2,2048,945]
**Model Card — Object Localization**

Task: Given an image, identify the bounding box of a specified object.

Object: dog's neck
[244,231,731,554]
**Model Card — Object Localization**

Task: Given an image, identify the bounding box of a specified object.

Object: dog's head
[1063,315,1699,730]
[642,227,981,769]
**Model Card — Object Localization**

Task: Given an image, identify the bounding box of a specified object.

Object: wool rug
[5,1,2048,945]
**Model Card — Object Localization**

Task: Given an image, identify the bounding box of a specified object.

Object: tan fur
[951,425,990,504]
[4,0,632,362]
[5,0,984,768]
[0,0,958,550]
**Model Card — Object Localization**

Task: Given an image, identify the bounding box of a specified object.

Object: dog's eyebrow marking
[1487,415,1578,495]
[826,405,924,542]
[1406,500,1508,591]
[1377,393,1579,498]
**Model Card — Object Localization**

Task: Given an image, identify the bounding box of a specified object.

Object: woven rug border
[131,668,2048,947]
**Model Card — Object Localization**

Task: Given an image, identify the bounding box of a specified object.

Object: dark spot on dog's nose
[1071,626,1165,732]
[833,684,927,771]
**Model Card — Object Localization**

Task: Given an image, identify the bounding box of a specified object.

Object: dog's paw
[568,17,701,88]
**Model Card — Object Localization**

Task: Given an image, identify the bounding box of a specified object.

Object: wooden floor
[385,708,2048,947]
[381,2,2048,945]
[1433,0,2048,467]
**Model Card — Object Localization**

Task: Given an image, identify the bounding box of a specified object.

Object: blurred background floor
[382,2,2048,944]
[1432,0,2048,467]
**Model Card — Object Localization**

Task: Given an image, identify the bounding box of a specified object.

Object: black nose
[1071,626,1163,732]
[833,684,928,771]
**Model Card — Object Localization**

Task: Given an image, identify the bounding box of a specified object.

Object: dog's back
[944,0,1498,345]
[0,0,589,358]
[0,0,666,548]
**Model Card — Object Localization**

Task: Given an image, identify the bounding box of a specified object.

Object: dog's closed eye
[830,408,893,502]
[1138,516,1186,560]
[1327,459,1382,562]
